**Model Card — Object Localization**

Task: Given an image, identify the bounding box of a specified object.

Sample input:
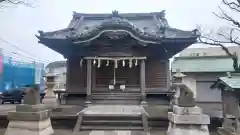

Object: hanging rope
[122,60,125,67]
[97,58,101,68]
[113,64,116,85]
[80,59,83,67]
[106,60,109,66]
[129,59,133,68]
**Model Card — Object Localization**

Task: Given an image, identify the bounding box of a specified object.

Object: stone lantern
[171,69,187,107]
[172,69,186,84]
[167,69,210,135]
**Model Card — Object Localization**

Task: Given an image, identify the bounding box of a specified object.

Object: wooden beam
[84,56,147,60]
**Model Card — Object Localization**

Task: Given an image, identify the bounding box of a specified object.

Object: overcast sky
[0,0,229,64]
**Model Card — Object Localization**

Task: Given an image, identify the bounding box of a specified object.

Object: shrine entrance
[93,57,142,92]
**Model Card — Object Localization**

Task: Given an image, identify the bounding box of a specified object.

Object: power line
[0,37,51,63]
[1,47,47,63]
[12,52,47,63]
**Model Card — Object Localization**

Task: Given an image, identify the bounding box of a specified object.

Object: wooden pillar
[165,60,170,90]
[140,59,146,104]
[221,89,226,120]
[65,59,70,92]
[86,59,92,103]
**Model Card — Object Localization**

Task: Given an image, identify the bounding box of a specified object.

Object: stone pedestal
[167,105,210,135]
[4,104,54,135]
[217,118,240,135]
[43,89,59,109]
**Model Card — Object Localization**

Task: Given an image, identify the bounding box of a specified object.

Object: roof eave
[210,79,221,89]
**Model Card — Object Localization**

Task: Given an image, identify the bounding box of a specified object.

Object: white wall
[183,73,224,118]
[196,81,221,102]
[185,73,223,102]
[51,67,66,75]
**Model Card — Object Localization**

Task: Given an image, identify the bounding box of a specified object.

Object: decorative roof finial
[161,10,166,17]
[112,10,120,18]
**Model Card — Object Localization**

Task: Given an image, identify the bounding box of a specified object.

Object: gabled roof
[211,73,240,90]
[171,56,235,73]
[36,10,199,44]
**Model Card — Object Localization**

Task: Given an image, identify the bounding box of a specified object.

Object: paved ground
[0,104,219,135]
[0,104,169,117]
[0,128,219,135]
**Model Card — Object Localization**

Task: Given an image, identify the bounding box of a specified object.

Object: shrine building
[37,10,199,105]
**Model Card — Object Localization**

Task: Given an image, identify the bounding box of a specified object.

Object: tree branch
[223,0,240,12]
[198,36,239,71]
[213,6,240,28]
[0,0,34,7]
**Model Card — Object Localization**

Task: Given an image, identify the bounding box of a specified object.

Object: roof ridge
[174,55,232,60]
[72,10,166,18]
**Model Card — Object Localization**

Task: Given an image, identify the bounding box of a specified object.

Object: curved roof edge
[36,10,200,45]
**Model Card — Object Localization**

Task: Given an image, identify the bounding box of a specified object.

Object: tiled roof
[179,46,240,57]
[171,56,235,72]
[37,11,199,43]
[218,74,240,89]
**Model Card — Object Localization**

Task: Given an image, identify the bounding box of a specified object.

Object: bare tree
[0,0,34,8]
[199,0,240,72]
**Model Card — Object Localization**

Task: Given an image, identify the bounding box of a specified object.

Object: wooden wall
[66,58,86,93]
[146,59,168,89]
[66,58,169,92]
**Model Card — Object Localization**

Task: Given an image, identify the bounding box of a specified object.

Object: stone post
[170,69,186,107]
[4,85,54,135]
[43,85,59,110]
[43,74,59,109]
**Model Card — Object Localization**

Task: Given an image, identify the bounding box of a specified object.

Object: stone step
[91,100,141,105]
[148,121,169,128]
[91,94,141,97]
[82,120,142,127]
[82,115,141,120]
[78,114,144,130]
[91,96,141,100]
[92,94,141,96]
[80,126,143,130]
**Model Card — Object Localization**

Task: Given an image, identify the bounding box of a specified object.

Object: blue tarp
[0,56,45,93]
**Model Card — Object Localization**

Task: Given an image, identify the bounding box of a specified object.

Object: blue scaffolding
[0,55,45,93]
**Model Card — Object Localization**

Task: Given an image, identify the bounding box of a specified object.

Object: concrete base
[167,105,210,135]
[167,123,209,135]
[4,104,54,135]
[4,118,54,135]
